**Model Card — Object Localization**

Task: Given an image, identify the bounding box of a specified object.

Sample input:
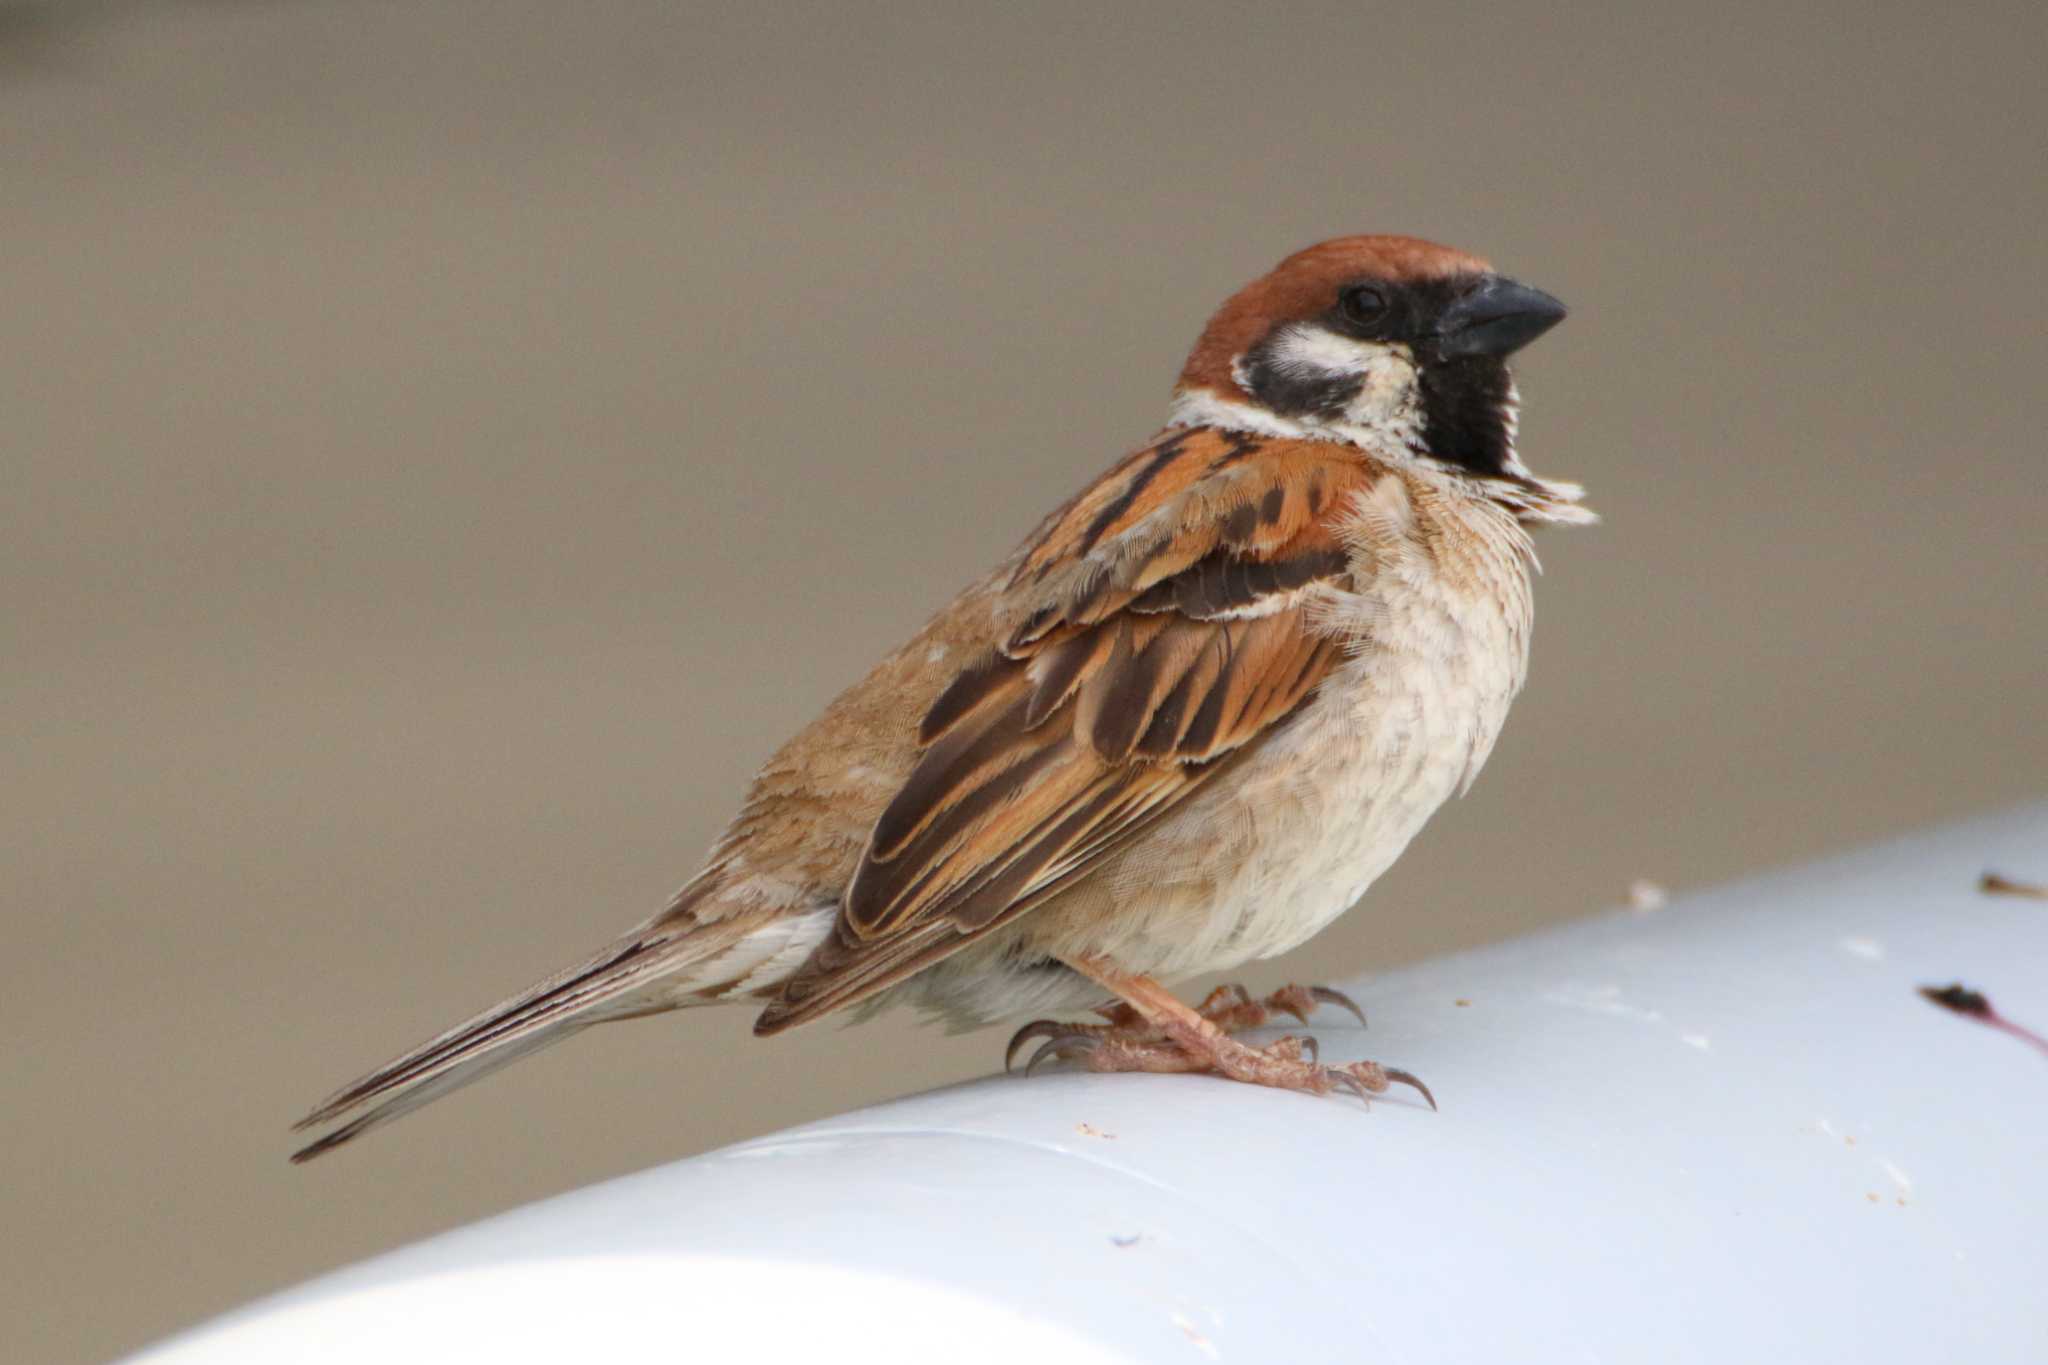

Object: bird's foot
[1005,981,1367,1072]
[1023,1026,1433,1108]
[1008,960,1431,1108]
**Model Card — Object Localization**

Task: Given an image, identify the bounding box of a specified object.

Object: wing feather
[754,428,1379,1034]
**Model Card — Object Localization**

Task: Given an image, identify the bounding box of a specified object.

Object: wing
[755,427,1379,1033]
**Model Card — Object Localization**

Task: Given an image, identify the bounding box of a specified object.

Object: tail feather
[289,1028,578,1163]
[295,938,661,1133]
[291,888,760,1162]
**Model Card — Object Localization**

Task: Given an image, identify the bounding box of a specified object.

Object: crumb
[1627,879,1668,912]
[1172,1314,1219,1360]
[1075,1122,1117,1140]
[1980,872,2047,900]
[1844,1135,1856,1146]
[1454,998,1471,1008]
[1867,1192,1880,1203]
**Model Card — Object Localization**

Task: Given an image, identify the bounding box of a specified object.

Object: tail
[291,887,758,1162]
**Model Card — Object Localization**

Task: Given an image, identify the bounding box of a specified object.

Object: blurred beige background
[3,1,2043,1359]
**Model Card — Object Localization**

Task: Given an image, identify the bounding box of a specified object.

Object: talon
[1197,983,1256,1020]
[1025,1036,1099,1076]
[1383,1067,1437,1111]
[1324,1068,1372,1103]
[1005,1020,1074,1073]
[1297,1035,1320,1064]
[1307,985,1369,1030]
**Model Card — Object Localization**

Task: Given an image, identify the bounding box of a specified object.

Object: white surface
[138,803,2048,1363]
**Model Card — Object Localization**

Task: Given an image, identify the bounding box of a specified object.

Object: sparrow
[292,234,1592,1162]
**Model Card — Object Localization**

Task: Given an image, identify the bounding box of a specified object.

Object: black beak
[1436,276,1568,358]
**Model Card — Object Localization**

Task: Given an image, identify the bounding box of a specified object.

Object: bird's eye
[1338,284,1389,328]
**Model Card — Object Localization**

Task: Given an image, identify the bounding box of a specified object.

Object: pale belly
[896,576,1528,1027]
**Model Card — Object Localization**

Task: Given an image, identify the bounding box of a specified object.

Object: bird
[291,234,1593,1162]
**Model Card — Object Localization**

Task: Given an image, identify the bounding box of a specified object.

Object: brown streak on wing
[754,432,1380,1035]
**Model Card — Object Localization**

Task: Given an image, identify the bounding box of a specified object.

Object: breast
[1022,477,1537,982]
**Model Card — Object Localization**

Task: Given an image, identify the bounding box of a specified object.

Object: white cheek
[1268,323,1376,376]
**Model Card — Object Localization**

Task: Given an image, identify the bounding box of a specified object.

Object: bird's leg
[1005,980,1366,1071]
[1019,955,1434,1109]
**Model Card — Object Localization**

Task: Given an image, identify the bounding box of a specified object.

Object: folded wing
[756,428,1377,1032]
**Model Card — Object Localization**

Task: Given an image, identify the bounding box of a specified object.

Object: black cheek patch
[1240,329,1365,420]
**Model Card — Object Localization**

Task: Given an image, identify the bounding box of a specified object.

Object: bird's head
[1173,235,1590,521]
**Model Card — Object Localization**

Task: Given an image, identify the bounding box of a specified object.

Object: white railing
[135,803,2048,1363]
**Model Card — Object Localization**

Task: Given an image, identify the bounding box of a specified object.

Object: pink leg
[1009,956,1433,1109]
[1006,981,1366,1070]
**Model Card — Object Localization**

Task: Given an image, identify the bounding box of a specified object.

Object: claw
[1307,985,1368,1030]
[1025,1035,1099,1076]
[1324,1068,1372,1102]
[1005,1019,1076,1073]
[1383,1067,1437,1111]
[1272,1000,1311,1026]
[1297,1035,1320,1064]
[1197,983,1255,1019]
